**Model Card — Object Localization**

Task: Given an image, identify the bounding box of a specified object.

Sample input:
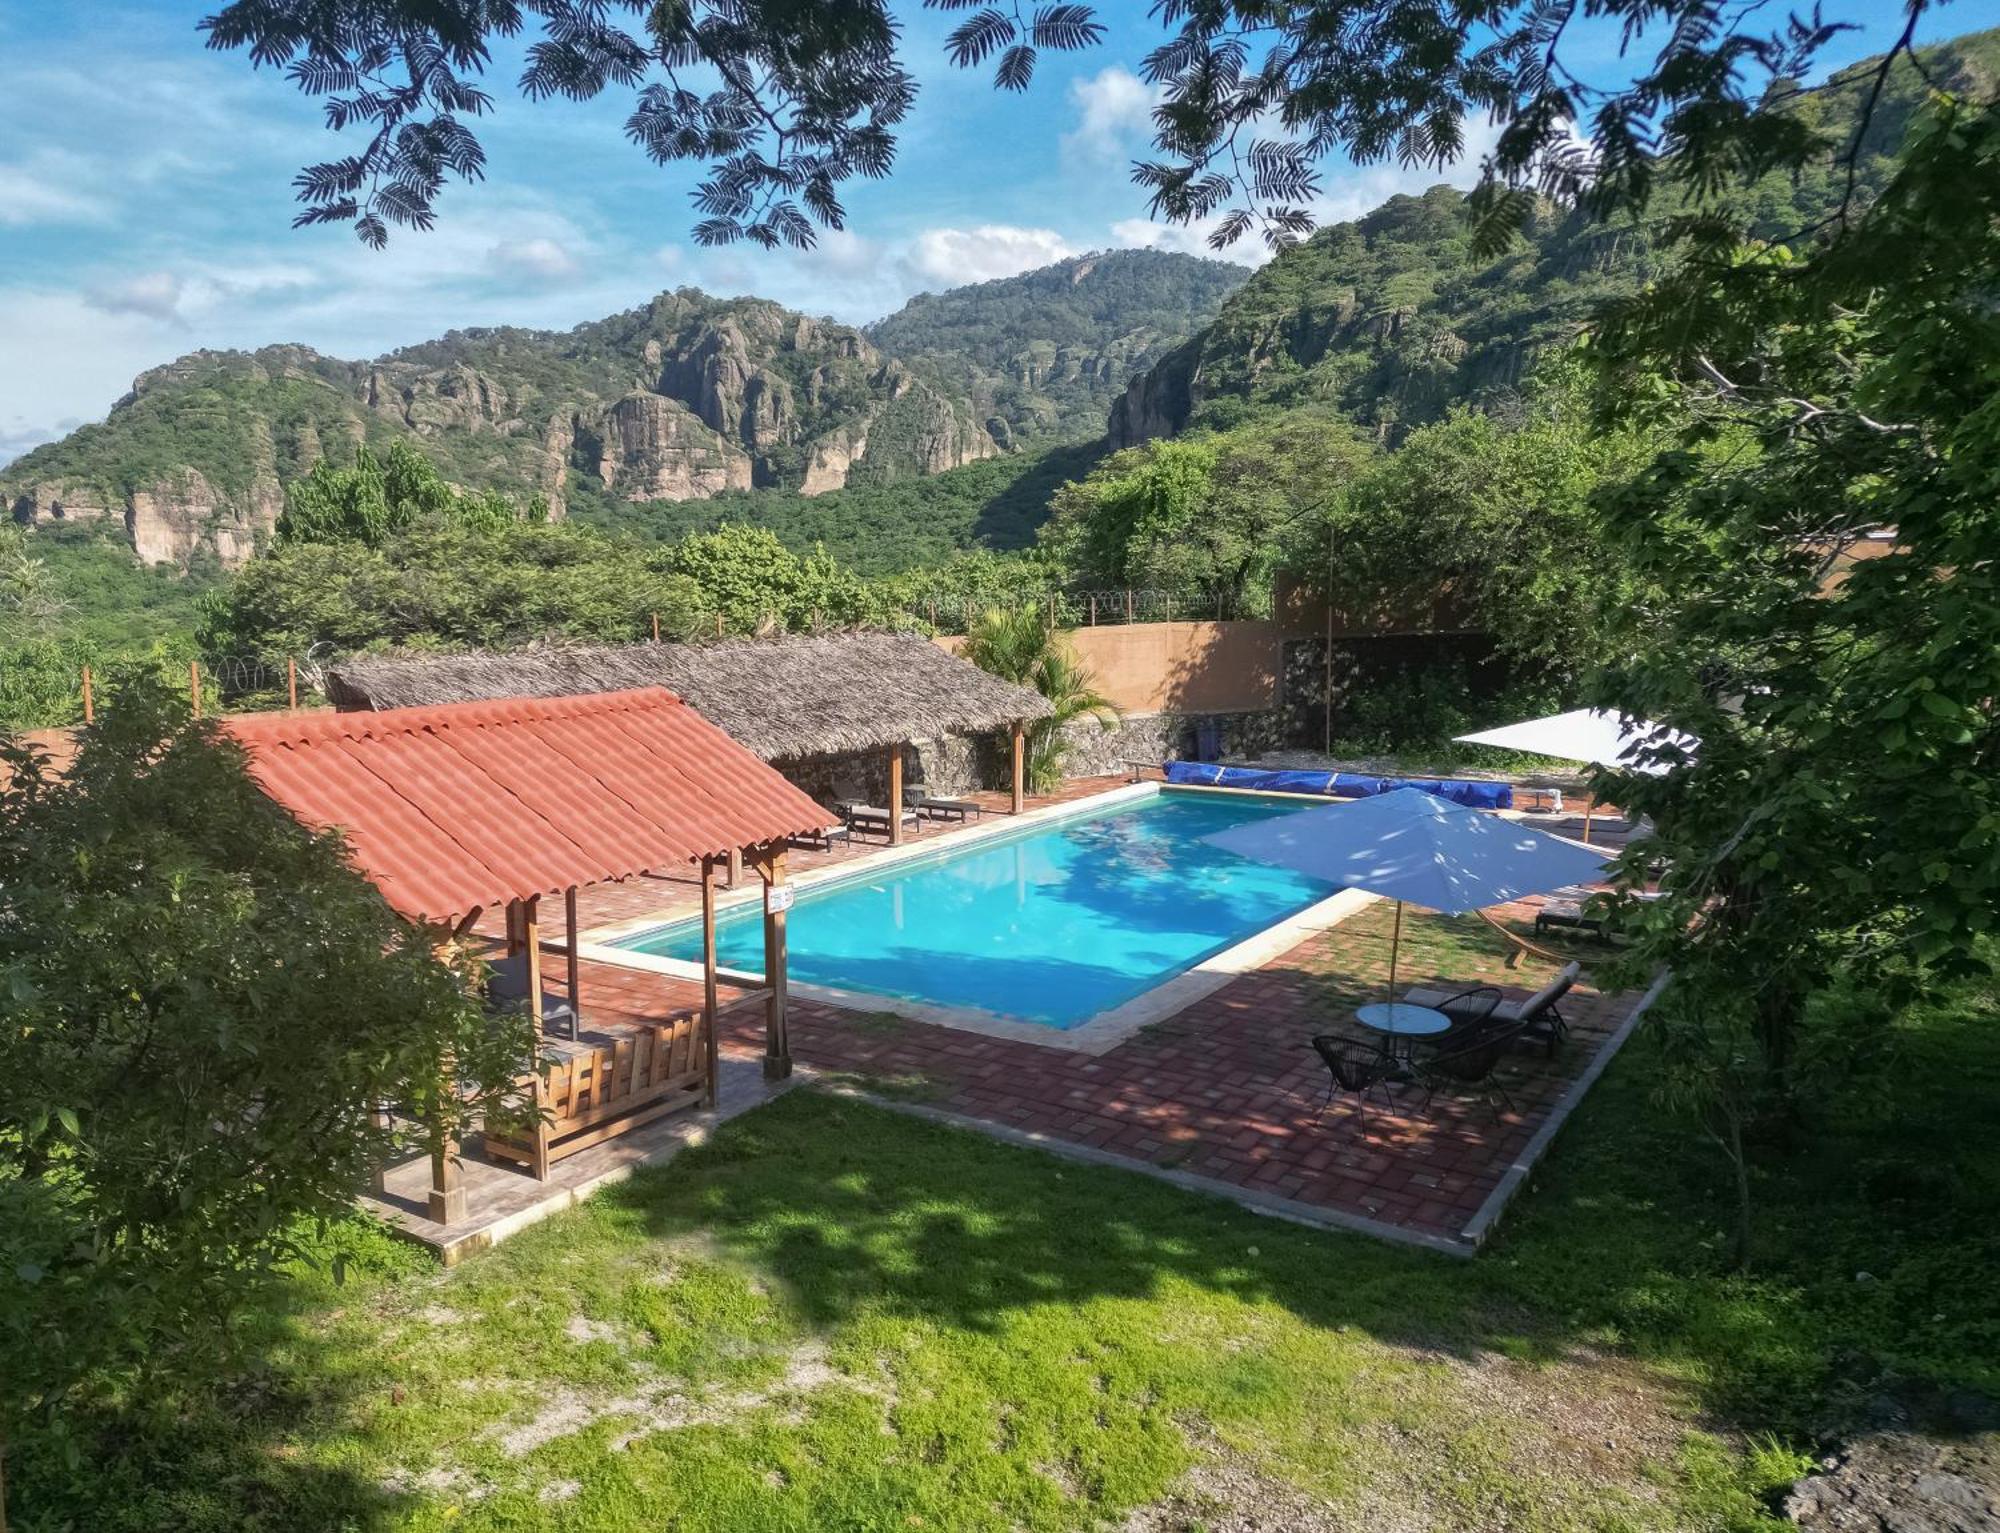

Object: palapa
[324,632,1053,762]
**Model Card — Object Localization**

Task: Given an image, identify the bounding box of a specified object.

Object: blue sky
[0,0,1986,466]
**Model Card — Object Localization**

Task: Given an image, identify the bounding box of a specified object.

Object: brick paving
[521,776,1641,1251]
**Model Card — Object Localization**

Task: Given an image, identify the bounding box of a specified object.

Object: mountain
[1109,26,2000,447]
[4,251,1243,570]
[865,250,1249,450]
[3,290,999,568]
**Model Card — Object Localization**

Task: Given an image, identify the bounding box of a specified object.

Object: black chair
[1407,1019,1531,1117]
[1414,983,1503,1046]
[1309,1035,1404,1125]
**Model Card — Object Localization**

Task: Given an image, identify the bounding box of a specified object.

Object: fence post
[715,612,724,639]
[1124,589,1133,623]
[927,599,937,628]
[287,657,298,711]
[651,612,660,643]
[1088,594,1097,626]
[81,665,94,724]
[190,660,201,720]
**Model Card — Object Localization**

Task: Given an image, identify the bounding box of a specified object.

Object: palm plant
[962,607,1120,793]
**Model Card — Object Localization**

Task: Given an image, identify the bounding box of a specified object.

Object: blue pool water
[612,791,1339,1029]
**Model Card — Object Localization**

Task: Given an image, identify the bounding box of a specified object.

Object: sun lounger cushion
[1163,761,1513,809]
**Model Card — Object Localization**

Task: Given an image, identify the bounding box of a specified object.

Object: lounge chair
[903,788,983,823]
[838,801,919,842]
[486,951,579,1041]
[1401,961,1580,1057]
[789,820,853,852]
[1308,1036,1403,1125]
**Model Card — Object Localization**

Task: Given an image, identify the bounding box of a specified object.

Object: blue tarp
[1163,761,1513,810]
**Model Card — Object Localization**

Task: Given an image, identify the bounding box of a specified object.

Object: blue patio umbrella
[1203,788,1610,1002]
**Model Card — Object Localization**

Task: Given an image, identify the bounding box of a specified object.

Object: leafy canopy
[204,1,1940,254]
[0,673,530,1435]
[278,439,543,547]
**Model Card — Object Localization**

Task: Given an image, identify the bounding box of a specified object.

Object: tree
[0,673,530,1509]
[961,606,1119,791]
[203,1,1943,256]
[663,524,884,632]
[1043,413,1372,614]
[201,519,712,659]
[1323,358,1663,677]
[1583,92,2000,1264]
[276,439,542,548]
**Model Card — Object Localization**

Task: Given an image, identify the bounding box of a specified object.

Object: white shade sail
[1454,708,1693,774]
[1202,788,1609,915]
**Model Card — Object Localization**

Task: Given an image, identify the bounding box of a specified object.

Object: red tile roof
[225,688,827,925]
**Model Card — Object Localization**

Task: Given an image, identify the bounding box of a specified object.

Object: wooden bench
[482,1013,709,1179]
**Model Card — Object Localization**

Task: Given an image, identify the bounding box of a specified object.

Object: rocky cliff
[864,250,1249,448]
[3,288,1004,567]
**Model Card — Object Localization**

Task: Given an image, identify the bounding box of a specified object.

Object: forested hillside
[1,254,1238,573]
[865,251,1247,448]
[1110,27,2000,445]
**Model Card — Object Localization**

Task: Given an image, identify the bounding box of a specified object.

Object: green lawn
[13,978,1998,1532]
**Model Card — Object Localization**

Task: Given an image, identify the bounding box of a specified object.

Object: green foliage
[1583,93,2000,1260]
[1322,360,1666,675]
[1045,413,1373,615]
[200,520,712,660]
[660,524,883,632]
[576,439,1107,575]
[1325,658,1568,768]
[0,674,530,1449]
[961,606,1119,791]
[278,440,542,547]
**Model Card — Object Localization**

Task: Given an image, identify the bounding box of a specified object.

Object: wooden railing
[482,1012,709,1179]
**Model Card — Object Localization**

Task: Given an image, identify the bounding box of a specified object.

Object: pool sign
[768,883,796,914]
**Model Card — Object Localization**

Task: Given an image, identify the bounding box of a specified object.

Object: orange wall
[939,620,1282,714]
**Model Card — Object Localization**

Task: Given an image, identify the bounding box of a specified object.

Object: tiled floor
[504,777,1647,1254]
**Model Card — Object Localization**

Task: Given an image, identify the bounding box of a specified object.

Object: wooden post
[888,745,904,846]
[1010,722,1025,814]
[715,612,725,639]
[1088,593,1097,625]
[701,856,720,1107]
[80,665,93,724]
[287,656,298,711]
[1124,589,1133,623]
[727,844,742,888]
[651,611,660,642]
[564,885,581,1026]
[505,897,524,956]
[523,894,543,1027]
[427,1050,465,1225]
[1324,522,1335,756]
[759,847,791,1080]
[190,660,201,719]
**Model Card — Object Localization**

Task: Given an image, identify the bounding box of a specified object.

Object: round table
[1354,1002,1451,1063]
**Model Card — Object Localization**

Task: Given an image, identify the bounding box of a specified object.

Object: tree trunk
[1724,1108,1754,1272]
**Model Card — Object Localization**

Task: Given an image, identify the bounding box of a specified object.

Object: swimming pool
[607,789,1342,1031]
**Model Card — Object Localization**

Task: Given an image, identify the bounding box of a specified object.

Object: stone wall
[1048,708,1288,779]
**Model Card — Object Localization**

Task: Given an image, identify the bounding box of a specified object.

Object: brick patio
[514,777,1646,1254]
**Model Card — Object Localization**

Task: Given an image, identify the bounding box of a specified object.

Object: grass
[11,975,1997,1531]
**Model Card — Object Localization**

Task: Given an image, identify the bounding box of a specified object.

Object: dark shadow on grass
[6,1257,432,1533]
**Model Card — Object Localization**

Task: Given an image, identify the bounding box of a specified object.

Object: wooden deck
[360,1049,793,1266]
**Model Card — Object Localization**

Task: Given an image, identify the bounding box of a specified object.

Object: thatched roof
[323,634,1053,761]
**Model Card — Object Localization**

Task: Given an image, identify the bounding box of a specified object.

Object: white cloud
[904,225,1075,288]
[83,270,187,322]
[489,236,580,280]
[1063,67,1160,162]
[0,154,111,227]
